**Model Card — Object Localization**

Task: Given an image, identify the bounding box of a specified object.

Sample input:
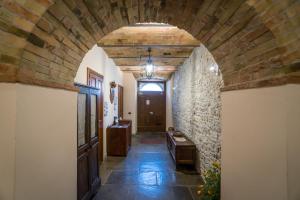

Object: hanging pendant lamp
[144,47,155,79]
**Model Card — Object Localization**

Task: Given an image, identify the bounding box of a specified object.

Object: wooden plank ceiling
[98,24,200,80]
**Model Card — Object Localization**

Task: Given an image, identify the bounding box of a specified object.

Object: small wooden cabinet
[106,120,132,156]
[166,131,196,169]
[119,120,132,147]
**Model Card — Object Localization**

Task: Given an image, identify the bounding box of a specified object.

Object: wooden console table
[119,120,132,147]
[106,120,132,156]
[166,131,196,169]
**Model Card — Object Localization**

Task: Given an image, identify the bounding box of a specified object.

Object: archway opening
[75,23,223,177]
[2,1,299,199]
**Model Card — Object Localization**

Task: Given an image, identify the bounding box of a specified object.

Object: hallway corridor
[1,1,300,199]
[94,133,203,200]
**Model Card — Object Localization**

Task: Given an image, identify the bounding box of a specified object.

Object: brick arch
[0,0,299,90]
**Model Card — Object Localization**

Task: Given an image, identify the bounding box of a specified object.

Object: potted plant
[197,161,221,200]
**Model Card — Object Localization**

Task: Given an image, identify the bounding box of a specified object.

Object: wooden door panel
[137,82,166,132]
[89,144,99,181]
[139,93,165,127]
[78,152,89,200]
[89,142,100,194]
[87,68,104,162]
[88,87,101,197]
[77,84,101,200]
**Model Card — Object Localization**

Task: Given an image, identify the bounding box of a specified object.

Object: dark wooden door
[77,85,101,200]
[137,82,166,132]
[87,68,104,162]
[118,85,124,119]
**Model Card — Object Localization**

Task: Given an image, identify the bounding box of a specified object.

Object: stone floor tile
[96,132,202,200]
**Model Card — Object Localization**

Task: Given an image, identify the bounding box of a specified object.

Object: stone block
[27,33,45,48]
[0,54,19,65]
[3,1,40,23]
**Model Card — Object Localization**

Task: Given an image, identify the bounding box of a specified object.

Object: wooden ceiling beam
[102,46,194,58]
[132,72,172,81]
[118,65,177,72]
[110,56,189,59]
[127,23,173,27]
[98,44,199,48]
[113,57,185,66]
[98,26,199,79]
[124,70,175,74]
[98,26,200,46]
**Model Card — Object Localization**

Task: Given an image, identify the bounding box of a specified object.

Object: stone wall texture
[173,45,223,173]
[0,0,299,91]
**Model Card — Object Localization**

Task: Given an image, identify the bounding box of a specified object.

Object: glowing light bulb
[146,63,154,73]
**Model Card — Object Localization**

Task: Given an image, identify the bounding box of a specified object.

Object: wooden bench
[166,131,196,169]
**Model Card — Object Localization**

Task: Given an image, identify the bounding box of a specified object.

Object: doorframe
[87,68,104,162]
[137,81,166,132]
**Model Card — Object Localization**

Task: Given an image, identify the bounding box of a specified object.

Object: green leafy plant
[197,161,221,200]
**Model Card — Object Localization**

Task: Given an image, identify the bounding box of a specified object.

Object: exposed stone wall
[173,45,223,173]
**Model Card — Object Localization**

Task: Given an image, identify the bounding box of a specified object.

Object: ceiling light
[146,63,154,73]
[143,47,155,79]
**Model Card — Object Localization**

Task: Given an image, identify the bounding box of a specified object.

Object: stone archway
[0,0,299,91]
[1,1,300,200]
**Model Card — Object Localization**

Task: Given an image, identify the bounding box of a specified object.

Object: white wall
[75,45,106,84]
[221,84,300,200]
[0,83,77,200]
[123,72,137,134]
[15,84,77,200]
[75,45,124,156]
[0,84,16,200]
[166,75,174,130]
[286,85,300,200]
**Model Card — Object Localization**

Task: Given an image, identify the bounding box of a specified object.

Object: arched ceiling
[0,0,299,91]
[98,24,200,80]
